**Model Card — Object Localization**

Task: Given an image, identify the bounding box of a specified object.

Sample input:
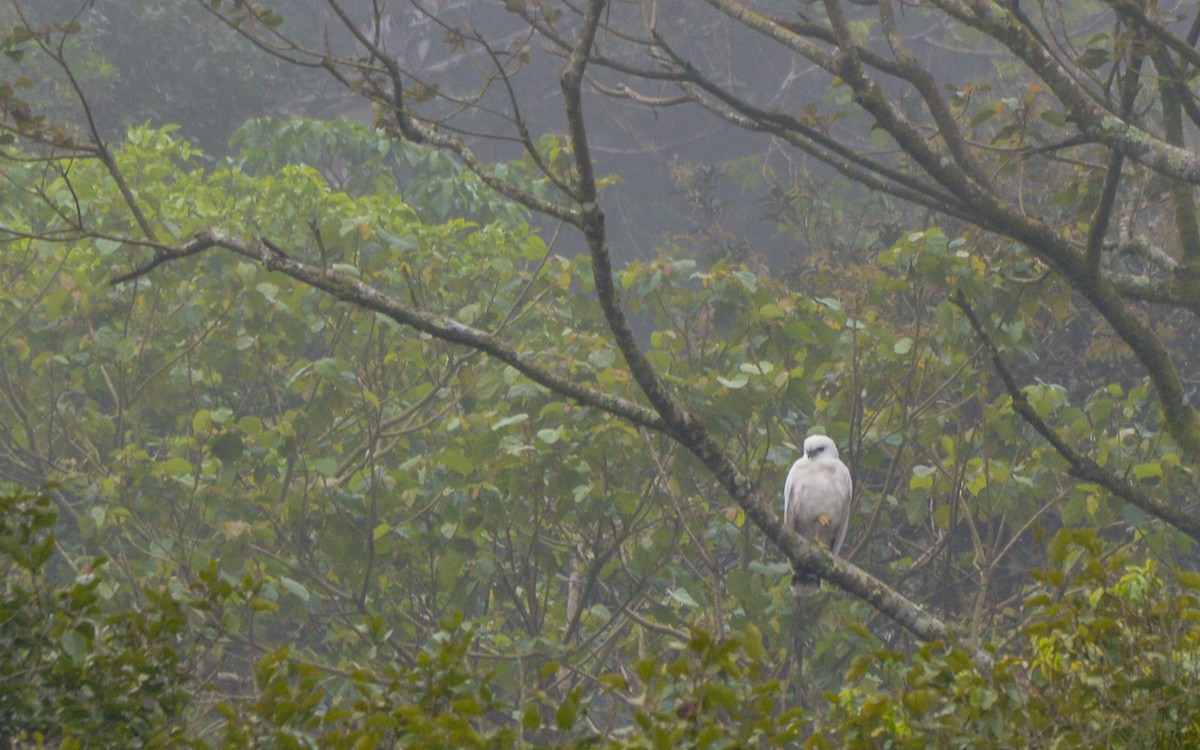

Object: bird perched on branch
[783,434,852,595]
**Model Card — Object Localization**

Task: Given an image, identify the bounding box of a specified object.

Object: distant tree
[0,0,309,151]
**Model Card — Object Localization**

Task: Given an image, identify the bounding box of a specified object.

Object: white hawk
[783,434,852,594]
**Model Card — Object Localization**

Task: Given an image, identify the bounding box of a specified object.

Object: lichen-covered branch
[937,0,1200,186]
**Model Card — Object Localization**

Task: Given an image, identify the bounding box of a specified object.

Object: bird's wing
[783,458,804,523]
[830,462,853,556]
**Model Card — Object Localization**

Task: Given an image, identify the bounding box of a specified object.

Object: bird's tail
[791,570,820,597]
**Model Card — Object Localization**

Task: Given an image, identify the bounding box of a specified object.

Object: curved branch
[937,0,1200,186]
[697,0,1200,461]
[877,0,991,187]
[14,2,159,244]
[559,0,974,656]
[647,30,973,223]
[111,229,667,434]
[1103,0,1200,71]
[953,290,1200,542]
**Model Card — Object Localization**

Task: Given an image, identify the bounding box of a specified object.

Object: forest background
[3,0,1200,746]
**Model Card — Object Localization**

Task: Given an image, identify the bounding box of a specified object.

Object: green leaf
[743,623,765,661]
[211,432,244,462]
[313,357,342,379]
[733,269,757,292]
[1076,47,1109,69]
[30,533,54,568]
[717,374,749,389]
[704,682,739,710]
[192,410,212,434]
[457,302,481,324]
[739,361,773,375]
[95,238,122,257]
[312,457,338,477]
[438,449,474,475]
[556,688,582,730]
[61,628,88,664]
[491,413,529,430]
[160,456,194,476]
[588,348,616,369]
[758,302,786,319]
[598,673,628,691]
[1132,462,1163,484]
[521,703,542,731]
[669,587,698,607]
[748,561,791,576]
[1178,570,1200,592]
[279,576,310,602]
[521,234,547,260]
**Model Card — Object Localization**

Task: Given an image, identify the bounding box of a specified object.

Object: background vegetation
[1,0,1199,746]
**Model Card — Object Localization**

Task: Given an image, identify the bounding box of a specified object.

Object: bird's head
[803,434,840,461]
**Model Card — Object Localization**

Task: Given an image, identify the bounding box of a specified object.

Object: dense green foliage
[0,119,1196,746]
[5,491,1200,747]
[0,493,195,747]
[4,0,1200,744]
[822,532,1200,748]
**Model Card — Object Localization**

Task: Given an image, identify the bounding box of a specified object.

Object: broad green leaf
[491,413,529,430]
[717,374,748,389]
[279,576,310,602]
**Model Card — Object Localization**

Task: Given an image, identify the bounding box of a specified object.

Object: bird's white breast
[786,461,850,522]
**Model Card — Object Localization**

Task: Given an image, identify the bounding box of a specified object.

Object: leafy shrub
[819,529,1200,748]
[0,493,196,748]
